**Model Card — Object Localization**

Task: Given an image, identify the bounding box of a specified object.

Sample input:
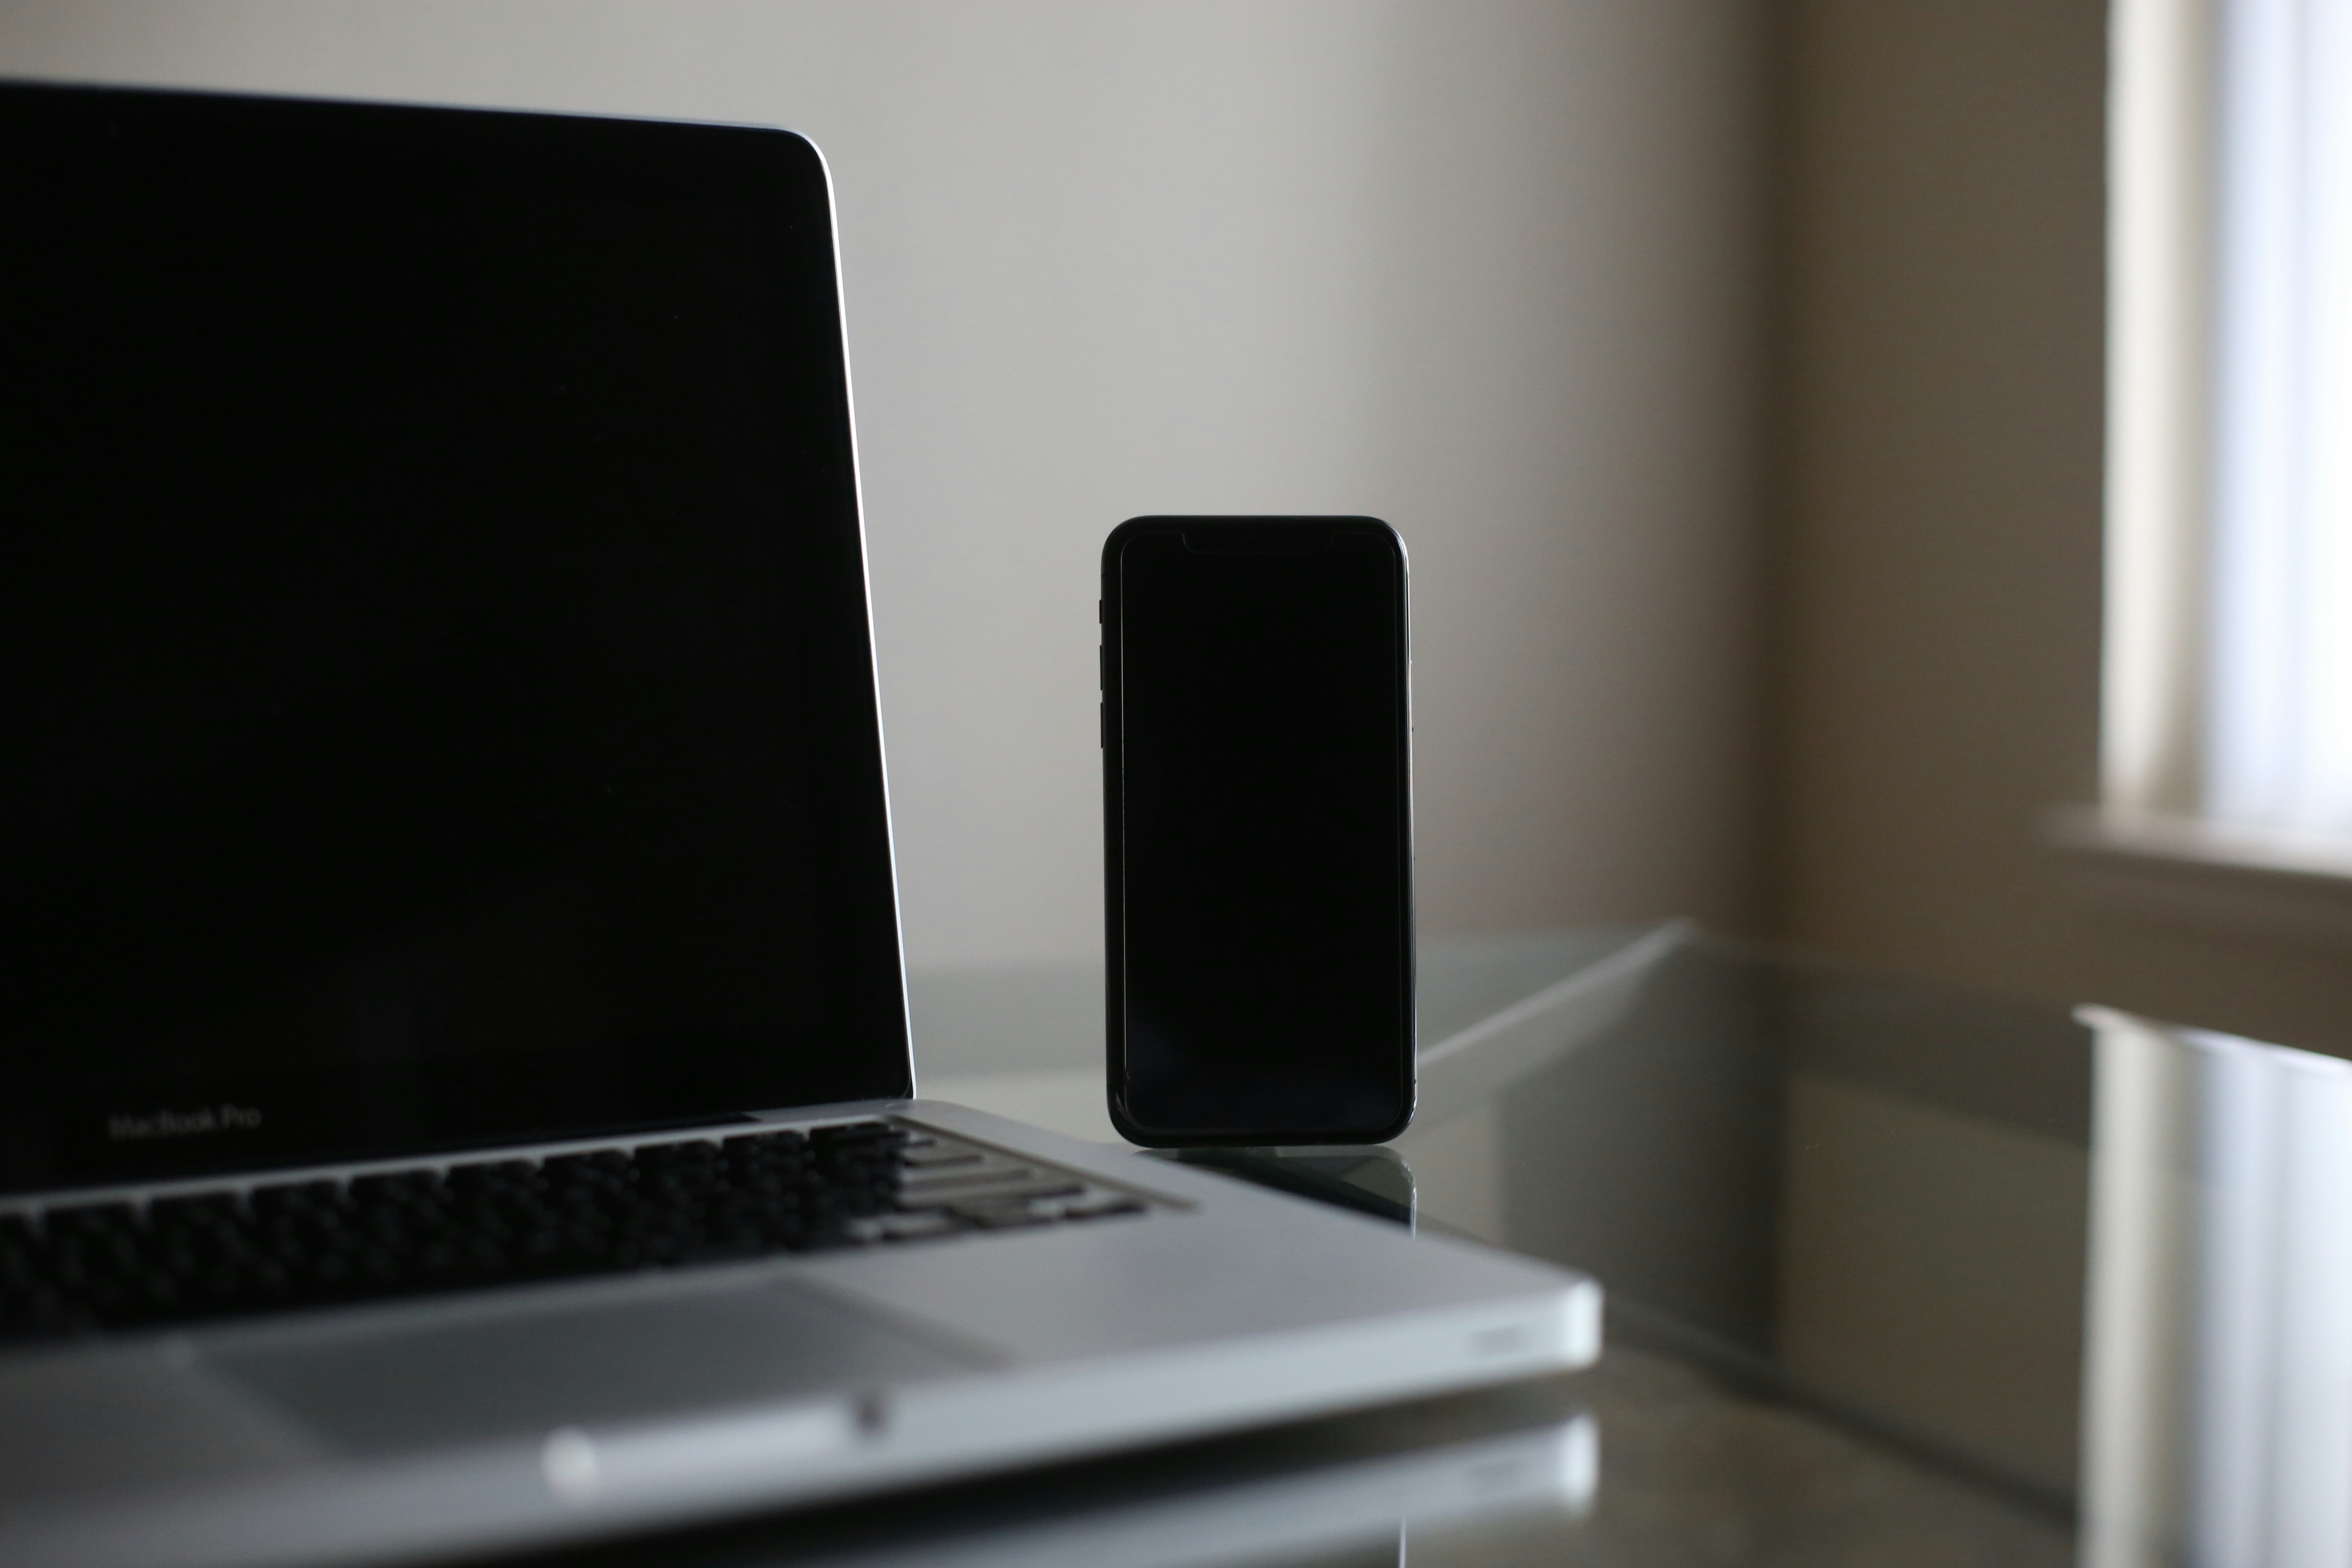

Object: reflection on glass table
[911,924,1685,1147]
[1157,1147,1416,1229]
[733,1415,1592,1568]
[2080,1008,2352,1568]
[526,1377,1597,1568]
[499,929,2352,1565]
[911,929,2094,1565]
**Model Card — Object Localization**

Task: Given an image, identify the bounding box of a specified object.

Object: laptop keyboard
[0,1121,1149,1348]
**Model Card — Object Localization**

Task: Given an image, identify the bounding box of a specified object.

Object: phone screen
[1107,519,1413,1143]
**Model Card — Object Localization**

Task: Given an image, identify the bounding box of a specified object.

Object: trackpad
[206,1279,995,1455]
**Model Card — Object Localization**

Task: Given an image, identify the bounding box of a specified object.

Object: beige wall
[0,0,1775,968]
[1777,0,2352,1055]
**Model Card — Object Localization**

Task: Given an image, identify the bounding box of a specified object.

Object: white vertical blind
[2207,0,2352,835]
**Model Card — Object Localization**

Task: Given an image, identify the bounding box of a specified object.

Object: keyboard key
[249,1180,343,1218]
[899,1165,1040,1194]
[902,1149,985,1169]
[348,1172,444,1207]
[45,1202,138,1239]
[148,1194,243,1228]
[722,1130,808,1158]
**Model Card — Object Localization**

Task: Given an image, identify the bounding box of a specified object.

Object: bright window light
[2207,0,2352,834]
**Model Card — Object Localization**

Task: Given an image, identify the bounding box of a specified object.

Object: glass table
[498,927,2331,1566]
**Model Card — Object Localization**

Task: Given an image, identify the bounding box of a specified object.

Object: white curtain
[2206,0,2352,834]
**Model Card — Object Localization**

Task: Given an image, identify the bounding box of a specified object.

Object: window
[2206,0,2352,835]
[2067,0,2352,940]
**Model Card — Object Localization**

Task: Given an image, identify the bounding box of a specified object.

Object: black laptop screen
[0,84,912,1194]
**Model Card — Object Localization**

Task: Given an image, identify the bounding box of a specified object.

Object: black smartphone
[1102,515,1414,1147]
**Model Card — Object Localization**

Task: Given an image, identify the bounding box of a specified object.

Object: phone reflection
[2081,1008,2352,1568]
[1155,1146,1416,1229]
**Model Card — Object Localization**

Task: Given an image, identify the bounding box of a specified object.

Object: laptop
[0,80,1598,1568]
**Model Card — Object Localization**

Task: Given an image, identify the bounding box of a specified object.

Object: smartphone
[1102,515,1414,1146]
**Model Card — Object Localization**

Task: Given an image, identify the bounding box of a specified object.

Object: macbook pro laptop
[0,81,1598,1568]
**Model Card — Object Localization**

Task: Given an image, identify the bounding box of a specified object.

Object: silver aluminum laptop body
[0,1104,1594,1568]
[0,80,1597,1568]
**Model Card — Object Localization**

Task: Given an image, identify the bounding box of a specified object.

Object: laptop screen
[0,84,912,1194]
